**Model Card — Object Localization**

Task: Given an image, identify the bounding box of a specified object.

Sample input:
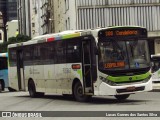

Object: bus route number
[106,31,113,36]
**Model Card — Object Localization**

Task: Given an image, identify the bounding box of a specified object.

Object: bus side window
[33,45,41,61]
[40,43,56,64]
[66,39,80,63]
[40,45,49,61]
[9,48,17,66]
[24,46,33,65]
[55,41,66,64]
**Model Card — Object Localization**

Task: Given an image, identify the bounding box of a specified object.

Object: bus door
[82,39,93,94]
[17,50,25,91]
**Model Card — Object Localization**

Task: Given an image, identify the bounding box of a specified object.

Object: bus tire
[8,87,16,92]
[37,92,44,97]
[73,81,90,102]
[28,80,37,98]
[0,81,2,92]
[114,94,130,100]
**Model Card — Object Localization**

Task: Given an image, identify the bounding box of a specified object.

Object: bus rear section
[8,32,97,102]
[0,53,9,92]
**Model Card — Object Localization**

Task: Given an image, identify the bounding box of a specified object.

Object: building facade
[17,0,31,37]
[7,0,17,21]
[6,20,18,40]
[0,0,17,42]
[18,0,51,38]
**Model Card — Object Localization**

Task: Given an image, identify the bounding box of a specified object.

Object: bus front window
[126,40,150,69]
[99,40,128,70]
[98,39,150,71]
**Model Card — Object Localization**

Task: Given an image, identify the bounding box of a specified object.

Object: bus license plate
[126,86,136,91]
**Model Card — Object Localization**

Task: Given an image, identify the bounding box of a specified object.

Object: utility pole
[47,0,55,33]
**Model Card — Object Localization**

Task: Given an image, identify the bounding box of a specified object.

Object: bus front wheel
[114,94,130,100]
[73,81,90,102]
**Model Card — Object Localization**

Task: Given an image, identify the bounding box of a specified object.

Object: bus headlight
[99,76,116,86]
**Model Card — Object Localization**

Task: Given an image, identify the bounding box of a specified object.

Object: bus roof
[0,53,8,57]
[8,26,146,48]
[8,30,92,48]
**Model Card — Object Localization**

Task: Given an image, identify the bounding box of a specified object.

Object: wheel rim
[76,85,83,97]
[29,83,34,96]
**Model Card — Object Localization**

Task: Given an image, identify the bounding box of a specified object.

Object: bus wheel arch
[0,80,5,92]
[72,78,80,95]
[72,79,91,102]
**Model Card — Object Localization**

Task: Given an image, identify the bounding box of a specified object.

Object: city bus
[0,53,8,92]
[8,26,152,101]
[151,54,160,83]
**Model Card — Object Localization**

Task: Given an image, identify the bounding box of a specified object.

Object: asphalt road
[0,90,160,120]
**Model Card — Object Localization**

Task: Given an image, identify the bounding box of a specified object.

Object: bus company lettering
[11,112,42,117]
[104,61,125,68]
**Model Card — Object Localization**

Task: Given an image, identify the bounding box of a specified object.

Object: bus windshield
[151,55,160,73]
[99,39,150,71]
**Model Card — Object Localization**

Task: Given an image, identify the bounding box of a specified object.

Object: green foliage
[0,34,31,53]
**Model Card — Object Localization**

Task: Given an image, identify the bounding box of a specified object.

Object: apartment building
[17,0,31,37]
[18,0,49,38]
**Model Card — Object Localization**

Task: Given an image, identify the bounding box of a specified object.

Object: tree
[0,34,31,53]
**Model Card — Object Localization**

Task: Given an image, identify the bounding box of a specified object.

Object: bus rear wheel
[28,80,37,98]
[114,94,130,100]
[73,81,91,102]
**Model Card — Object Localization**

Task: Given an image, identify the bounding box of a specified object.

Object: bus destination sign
[105,30,138,37]
[98,27,147,38]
